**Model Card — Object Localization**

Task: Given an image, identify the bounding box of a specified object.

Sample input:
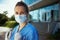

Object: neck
[19,22,27,31]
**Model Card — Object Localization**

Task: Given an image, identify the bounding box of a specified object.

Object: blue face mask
[15,14,27,24]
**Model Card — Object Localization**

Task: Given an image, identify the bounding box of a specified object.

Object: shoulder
[25,23,39,39]
[11,25,19,34]
[27,23,37,31]
[26,23,38,34]
[12,25,18,31]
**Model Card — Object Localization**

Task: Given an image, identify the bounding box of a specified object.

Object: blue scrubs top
[10,23,39,40]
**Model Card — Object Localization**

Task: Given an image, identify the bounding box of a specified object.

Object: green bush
[4,21,18,28]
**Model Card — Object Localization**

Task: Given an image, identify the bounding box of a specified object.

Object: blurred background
[0,0,60,40]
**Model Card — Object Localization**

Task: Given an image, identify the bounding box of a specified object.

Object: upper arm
[26,30,39,40]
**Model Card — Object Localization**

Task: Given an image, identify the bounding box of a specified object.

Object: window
[29,10,39,22]
[29,3,59,22]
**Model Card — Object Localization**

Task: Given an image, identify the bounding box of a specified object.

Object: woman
[5,1,39,40]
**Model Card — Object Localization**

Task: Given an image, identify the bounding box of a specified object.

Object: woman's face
[14,6,28,24]
[14,6,27,15]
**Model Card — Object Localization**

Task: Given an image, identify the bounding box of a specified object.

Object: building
[23,0,60,40]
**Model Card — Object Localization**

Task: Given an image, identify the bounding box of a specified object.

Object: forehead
[15,6,25,12]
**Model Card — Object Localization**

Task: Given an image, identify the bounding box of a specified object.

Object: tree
[0,13,8,26]
[9,15,15,21]
[3,11,8,15]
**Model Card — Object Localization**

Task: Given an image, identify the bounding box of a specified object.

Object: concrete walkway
[0,27,11,40]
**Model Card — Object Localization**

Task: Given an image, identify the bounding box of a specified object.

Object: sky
[0,0,21,18]
[0,0,41,18]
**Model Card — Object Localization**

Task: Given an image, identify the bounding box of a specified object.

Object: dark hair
[15,1,29,14]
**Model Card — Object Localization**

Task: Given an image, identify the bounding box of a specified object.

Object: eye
[15,12,18,15]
